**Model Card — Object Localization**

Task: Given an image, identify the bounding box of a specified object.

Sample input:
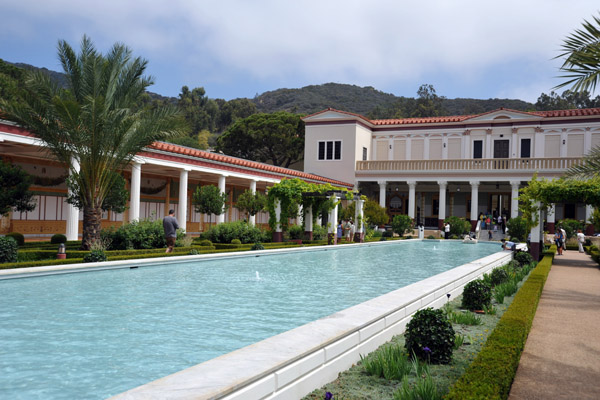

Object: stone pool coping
[98,241,512,400]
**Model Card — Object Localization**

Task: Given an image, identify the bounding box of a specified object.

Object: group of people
[478,212,507,233]
[337,219,356,243]
[554,226,587,255]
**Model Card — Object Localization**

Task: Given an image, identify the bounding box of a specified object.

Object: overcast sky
[1,1,598,104]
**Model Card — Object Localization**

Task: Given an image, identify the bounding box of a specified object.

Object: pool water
[0,240,500,399]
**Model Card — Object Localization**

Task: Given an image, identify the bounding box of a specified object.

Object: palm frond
[566,145,600,179]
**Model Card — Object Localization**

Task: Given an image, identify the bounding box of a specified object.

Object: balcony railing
[356,157,582,172]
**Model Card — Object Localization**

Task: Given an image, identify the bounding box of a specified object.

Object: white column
[129,162,142,222]
[249,180,257,226]
[305,205,313,233]
[408,181,416,219]
[470,180,480,222]
[548,204,556,224]
[355,199,365,234]
[378,181,387,208]
[442,136,448,159]
[65,158,80,241]
[510,181,520,219]
[274,199,282,233]
[178,169,189,232]
[586,205,594,224]
[217,175,227,224]
[511,130,518,158]
[485,131,492,158]
[328,195,339,237]
[438,181,447,222]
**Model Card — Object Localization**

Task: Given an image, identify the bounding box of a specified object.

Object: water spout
[255,271,260,280]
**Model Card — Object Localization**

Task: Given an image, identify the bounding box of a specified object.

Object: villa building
[303,107,600,235]
[0,120,353,240]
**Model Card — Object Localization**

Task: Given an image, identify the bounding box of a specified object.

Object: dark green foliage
[216,112,304,168]
[311,225,327,241]
[506,216,528,242]
[490,268,509,287]
[66,171,128,213]
[461,280,492,311]
[392,215,414,236]
[234,190,267,219]
[5,232,24,246]
[251,242,265,250]
[198,239,212,246]
[364,199,389,227]
[0,161,36,216]
[204,221,269,244]
[50,234,67,244]
[405,308,455,364]
[444,216,471,236]
[192,185,226,226]
[230,238,242,248]
[361,344,412,380]
[514,251,534,267]
[557,218,584,239]
[189,249,199,255]
[102,219,166,250]
[0,237,18,263]
[446,251,553,399]
[83,249,107,263]
[287,224,303,240]
[505,260,522,271]
[382,230,393,238]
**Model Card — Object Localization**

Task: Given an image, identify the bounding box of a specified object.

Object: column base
[586,224,595,236]
[304,231,313,241]
[327,233,337,245]
[354,232,364,243]
[529,241,541,261]
[273,231,283,243]
[547,222,555,234]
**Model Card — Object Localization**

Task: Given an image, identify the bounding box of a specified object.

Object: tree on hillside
[0,161,36,216]
[178,86,219,134]
[216,98,257,132]
[535,90,600,110]
[0,36,185,249]
[412,84,447,118]
[0,59,26,105]
[216,112,305,168]
[555,13,600,93]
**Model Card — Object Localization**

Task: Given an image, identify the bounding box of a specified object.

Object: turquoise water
[0,241,499,399]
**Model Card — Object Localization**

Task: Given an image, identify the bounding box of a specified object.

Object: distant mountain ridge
[6,61,535,117]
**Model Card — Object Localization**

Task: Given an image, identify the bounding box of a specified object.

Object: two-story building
[303,107,600,235]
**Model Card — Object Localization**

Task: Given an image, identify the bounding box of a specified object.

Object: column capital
[377,180,387,186]
[469,180,480,187]
[509,180,521,187]
[407,180,417,188]
[437,180,448,188]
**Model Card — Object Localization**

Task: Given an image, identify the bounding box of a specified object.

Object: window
[473,140,483,159]
[318,140,342,160]
[362,147,367,161]
[521,138,531,158]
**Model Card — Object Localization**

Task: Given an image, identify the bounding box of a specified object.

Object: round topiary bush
[5,232,24,246]
[50,233,67,244]
[461,279,492,311]
[490,268,509,287]
[251,242,265,251]
[514,251,534,267]
[188,249,199,255]
[83,249,107,263]
[231,238,242,247]
[199,239,212,246]
[0,236,18,263]
[405,307,455,364]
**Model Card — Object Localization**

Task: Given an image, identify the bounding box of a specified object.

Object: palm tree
[567,146,600,179]
[555,13,600,93]
[0,36,184,249]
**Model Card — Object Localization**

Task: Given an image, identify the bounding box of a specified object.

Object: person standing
[163,209,179,253]
[444,222,450,240]
[560,226,567,252]
[577,229,585,253]
[555,229,563,255]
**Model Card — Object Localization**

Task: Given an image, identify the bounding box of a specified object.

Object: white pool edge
[106,244,512,400]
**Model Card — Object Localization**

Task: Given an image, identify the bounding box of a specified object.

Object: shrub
[382,230,393,238]
[287,224,303,240]
[392,215,414,236]
[204,221,269,244]
[251,242,265,251]
[514,251,533,267]
[83,249,107,263]
[361,344,412,381]
[102,219,166,250]
[199,239,212,246]
[5,232,24,246]
[444,216,471,236]
[405,308,455,364]
[50,234,67,244]
[461,279,492,311]
[427,235,436,239]
[447,310,482,326]
[490,268,509,287]
[505,260,522,272]
[189,249,199,255]
[312,225,327,241]
[231,238,242,248]
[506,216,528,242]
[0,237,18,263]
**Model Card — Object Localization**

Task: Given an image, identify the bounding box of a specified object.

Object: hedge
[445,246,555,400]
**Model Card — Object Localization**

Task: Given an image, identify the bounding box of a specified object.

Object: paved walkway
[508,250,600,399]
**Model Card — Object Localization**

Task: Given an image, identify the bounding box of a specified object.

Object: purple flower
[423,346,431,353]
[325,392,333,400]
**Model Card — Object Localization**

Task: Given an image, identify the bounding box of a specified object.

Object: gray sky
[1,0,598,104]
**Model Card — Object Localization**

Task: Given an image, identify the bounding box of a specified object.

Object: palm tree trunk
[81,205,102,250]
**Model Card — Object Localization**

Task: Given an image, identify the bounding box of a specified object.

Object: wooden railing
[356,157,583,172]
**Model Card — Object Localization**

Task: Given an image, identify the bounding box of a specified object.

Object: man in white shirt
[577,229,585,253]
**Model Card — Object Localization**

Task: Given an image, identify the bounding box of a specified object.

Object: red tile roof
[304,107,600,126]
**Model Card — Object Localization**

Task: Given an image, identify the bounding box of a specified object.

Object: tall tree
[234,189,267,223]
[0,161,36,216]
[0,36,184,249]
[216,112,305,168]
[412,84,446,118]
[555,13,600,93]
[535,90,600,110]
[192,185,226,228]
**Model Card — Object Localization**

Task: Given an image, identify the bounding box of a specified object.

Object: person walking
[163,209,179,253]
[555,229,563,255]
[577,229,585,253]
[560,226,567,252]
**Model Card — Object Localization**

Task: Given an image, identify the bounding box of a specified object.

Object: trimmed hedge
[445,246,555,400]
